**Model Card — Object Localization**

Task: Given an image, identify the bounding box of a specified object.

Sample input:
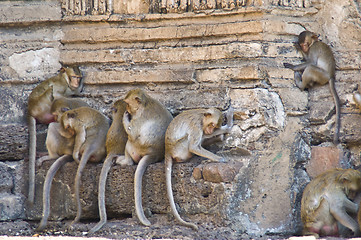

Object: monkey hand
[123,111,131,127]
[283,62,295,69]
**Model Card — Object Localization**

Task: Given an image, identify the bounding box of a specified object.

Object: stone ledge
[26,158,243,222]
[0,1,61,26]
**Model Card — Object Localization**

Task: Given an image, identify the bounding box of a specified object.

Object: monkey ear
[311,33,318,40]
[204,112,212,118]
[67,112,76,118]
[135,96,142,104]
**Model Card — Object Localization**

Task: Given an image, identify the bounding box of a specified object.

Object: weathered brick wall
[1,0,361,236]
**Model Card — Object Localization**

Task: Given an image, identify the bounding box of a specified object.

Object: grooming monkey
[37,98,89,166]
[28,67,84,204]
[301,168,361,237]
[88,99,128,233]
[114,89,172,227]
[165,107,233,230]
[283,31,341,144]
[37,107,109,231]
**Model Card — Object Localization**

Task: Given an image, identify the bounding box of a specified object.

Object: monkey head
[298,31,318,54]
[62,67,82,91]
[338,169,361,199]
[111,99,127,114]
[123,88,147,116]
[202,108,222,135]
[60,111,77,137]
[51,100,70,122]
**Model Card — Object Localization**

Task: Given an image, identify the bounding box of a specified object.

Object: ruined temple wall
[0,0,361,236]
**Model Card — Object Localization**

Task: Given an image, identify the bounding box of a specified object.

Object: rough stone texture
[0,0,361,238]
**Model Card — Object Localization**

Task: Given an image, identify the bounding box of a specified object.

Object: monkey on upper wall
[301,168,361,237]
[165,107,233,230]
[283,31,341,145]
[27,66,84,204]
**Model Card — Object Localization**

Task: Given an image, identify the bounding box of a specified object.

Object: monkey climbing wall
[0,0,360,237]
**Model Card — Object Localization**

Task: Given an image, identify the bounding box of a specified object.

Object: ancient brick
[306,146,341,178]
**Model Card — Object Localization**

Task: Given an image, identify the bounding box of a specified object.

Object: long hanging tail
[134,155,153,226]
[28,116,36,204]
[37,155,72,231]
[70,147,93,225]
[88,155,114,233]
[329,78,341,144]
[165,155,198,231]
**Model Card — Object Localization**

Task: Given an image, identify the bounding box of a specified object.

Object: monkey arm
[283,62,310,71]
[122,111,131,134]
[72,127,86,163]
[189,143,223,162]
[343,198,358,214]
[329,196,359,234]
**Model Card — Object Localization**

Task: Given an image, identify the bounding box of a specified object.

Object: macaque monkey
[37,97,89,166]
[37,107,109,231]
[283,31,341,145]
[301,168,361,237]
[165,107,233,230]
[88,100,128,233]
[28,66,83,204]
[115,89,172,227]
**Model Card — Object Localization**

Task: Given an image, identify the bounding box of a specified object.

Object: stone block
[196,66,259,83]
[341,113,361,143]
[84,69,195,85]
[61,42,263,65]
[0,194,25,221]
[306,146,341,178]
[195,162,244,183]
[62,21,262,43]
[0,124,28,161]
[0,162,14,193]
[0,1,61,24]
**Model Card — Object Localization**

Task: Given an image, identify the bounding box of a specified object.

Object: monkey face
[203,122,217,135]
[64,68,82,90]
[300,42,310,54]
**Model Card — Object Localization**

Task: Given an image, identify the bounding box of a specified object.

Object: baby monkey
[165,107,233,230]
[283,31,341,144]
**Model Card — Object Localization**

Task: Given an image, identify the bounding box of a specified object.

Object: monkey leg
[165,156,198,231]
[294,71,304,90]
[300,66,330,89]
[134,155,159,227]
[37,155,73,231]
[28,116,36,204]
[88,155,115,234]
